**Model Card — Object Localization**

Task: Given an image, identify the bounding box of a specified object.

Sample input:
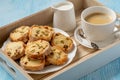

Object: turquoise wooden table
[0,0,120,80]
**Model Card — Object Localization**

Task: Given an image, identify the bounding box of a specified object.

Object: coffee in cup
[81,6,116,43]
[85,13,113,24]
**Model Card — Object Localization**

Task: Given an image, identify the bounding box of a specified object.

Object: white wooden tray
[0,0,120,80]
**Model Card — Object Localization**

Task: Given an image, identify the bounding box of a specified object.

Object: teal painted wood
[0,0,120,80]
[51,43,120,80]
[78,0,120,80]
[79,58,120,80]
[0,67,13,80]
[0,0,65,27]
[0,0,65,80]
[98,0,120,13]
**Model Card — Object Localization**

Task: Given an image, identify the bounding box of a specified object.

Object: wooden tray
[0,0,120,80]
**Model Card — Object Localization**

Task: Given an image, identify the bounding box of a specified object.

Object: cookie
[10,26,30,43]
[51,33,74,53]
[29,25,54,41]
[20,55,45,71]
[46,46,68,65]
[5,41,25,60]
[25,40,51,60]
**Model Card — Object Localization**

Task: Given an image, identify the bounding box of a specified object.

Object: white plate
[2,28,77,74]
[74,26,118,49]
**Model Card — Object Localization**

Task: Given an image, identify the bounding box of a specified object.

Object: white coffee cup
[51,1,76,31]
[81,6,117,43]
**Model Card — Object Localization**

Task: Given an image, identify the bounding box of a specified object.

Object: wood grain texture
[1,0,120,80]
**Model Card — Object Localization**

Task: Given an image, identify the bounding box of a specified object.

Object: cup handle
[114,18,120,38]
[115,18,120,27]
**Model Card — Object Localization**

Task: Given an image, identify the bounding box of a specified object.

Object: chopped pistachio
[31,49,35,53]
[22,27,25,30]
[36,30,40,34]
[60,40,64,44]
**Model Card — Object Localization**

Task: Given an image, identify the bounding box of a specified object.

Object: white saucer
[74,26,119,49]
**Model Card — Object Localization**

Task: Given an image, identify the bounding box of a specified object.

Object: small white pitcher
[51,1,76,31]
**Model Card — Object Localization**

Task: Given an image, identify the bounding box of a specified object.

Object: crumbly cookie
[20,55,45,71]
[46,46,68,66]
[51,33,74,53]
[10,26,30,43]
[45,56,51,66]
[25,40,51,60]
[29,25,54,41]
[5,41,25,60]
[45,60,51,66]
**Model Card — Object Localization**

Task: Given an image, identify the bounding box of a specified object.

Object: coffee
[85,13,112,24]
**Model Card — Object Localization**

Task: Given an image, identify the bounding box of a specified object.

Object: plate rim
[2,28,77,74]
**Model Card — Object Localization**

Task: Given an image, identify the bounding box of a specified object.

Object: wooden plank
[1,0,120,80]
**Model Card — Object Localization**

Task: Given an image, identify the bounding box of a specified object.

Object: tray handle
[0,56,17,79]
[0,53,33,80]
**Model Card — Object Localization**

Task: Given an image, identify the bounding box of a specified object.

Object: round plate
[74,26,117,49]
[2,28,77,74]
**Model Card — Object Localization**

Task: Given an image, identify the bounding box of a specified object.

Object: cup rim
[81,6,116,26]
[51,1,73,11]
